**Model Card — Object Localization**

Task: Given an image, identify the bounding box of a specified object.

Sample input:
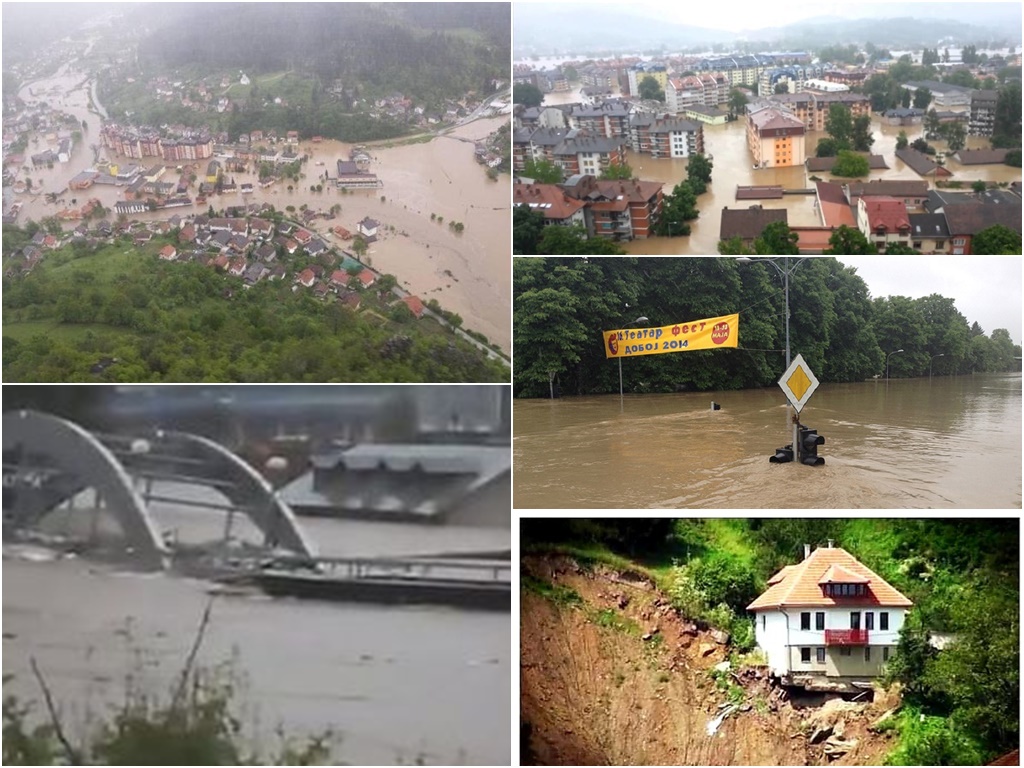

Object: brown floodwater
[513,373,1023,509]
[11,66,511,351]
[538,86,1021,255]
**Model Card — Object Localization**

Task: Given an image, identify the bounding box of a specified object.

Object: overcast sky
[514,0,1021,34]
[840,256,1022,344]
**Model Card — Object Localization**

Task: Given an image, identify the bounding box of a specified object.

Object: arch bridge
[2,410,316,570]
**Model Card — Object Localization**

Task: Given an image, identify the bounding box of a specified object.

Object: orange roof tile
[747,547,912,610]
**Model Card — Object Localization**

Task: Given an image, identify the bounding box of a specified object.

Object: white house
[747,544,912,686]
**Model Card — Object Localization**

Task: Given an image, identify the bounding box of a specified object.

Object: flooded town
[2,3,512,382]
[512,3,1022,254]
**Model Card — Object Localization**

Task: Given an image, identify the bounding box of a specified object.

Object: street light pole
[929,353,945,378]
[738,256,806,459]
[619,315,649,411]
[886,349,905,382]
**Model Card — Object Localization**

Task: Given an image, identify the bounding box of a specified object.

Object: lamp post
[737,256,808,458]
[619,315,649,411]
[929,353,945,378]
[886,349,904,382]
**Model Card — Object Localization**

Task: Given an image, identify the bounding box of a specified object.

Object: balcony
[825,629,869,646]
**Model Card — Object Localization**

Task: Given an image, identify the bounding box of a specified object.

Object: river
[3,508,510,765]
[540,86,1022,255]
[512,373,1023,509]
[11,68,511,352]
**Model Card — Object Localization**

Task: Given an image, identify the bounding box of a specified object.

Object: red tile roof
[862,197,911,233]
[513,182,586,221]
[401,295,425,318]
[747,547,912,610]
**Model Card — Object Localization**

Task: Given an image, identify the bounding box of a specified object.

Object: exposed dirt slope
[521,556,899,766]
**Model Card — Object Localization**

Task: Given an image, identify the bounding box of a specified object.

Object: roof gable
[747,546,912,610]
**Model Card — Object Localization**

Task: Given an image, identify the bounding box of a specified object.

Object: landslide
[521,555,900,766]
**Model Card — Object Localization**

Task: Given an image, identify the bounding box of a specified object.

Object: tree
[537,224,624,255]
[753,221,798,255]
[638,75,665,102]
[942,121,966,151]
[901,88,912,108]
[376,273,398,293]
[912,87,933,110]
[562,66,578,82]
[686,154,713,195]
[728,89,748,119]
[972,180,988,193]
[600,162,634,180]
[972,224,1022,255]
[1005,149,1022,167]
[825,225,877,254]
[655,181,698,237]
[513,83,543,108]
[911,137,935,155]
[522,158,564,184]
[924,109,942,140]
[992,81,1022,148]
[774,82,789,94]
[882,242,919,254]
[851,114,874,152]
[825,104,853,148]
[352,236,367,258]
[815,137,840,158]
[922,48,939,66]
[896,130,909,150]
[831,150,870,177]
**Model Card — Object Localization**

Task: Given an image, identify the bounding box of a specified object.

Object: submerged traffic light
[799,426,825,466]
[769,444,793,463]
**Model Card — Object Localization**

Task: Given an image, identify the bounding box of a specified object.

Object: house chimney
[827,538,834,549]
[804,543,811,559]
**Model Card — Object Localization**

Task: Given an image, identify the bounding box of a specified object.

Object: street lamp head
[895,349,904,353]
[634,316,649,324]
[935,353,945,358]
[736,257,753,264]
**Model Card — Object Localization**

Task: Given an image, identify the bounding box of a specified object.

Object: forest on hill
[522,518,1019,765]
[513,258,1021,398]
[98,3,509,141]
[1,236,506,383]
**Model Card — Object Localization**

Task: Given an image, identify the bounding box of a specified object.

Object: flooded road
[10,68,511,351]
[513,373,1023,509]
[3,509,510,764]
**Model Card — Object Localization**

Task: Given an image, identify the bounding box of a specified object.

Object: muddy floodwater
[2,512,510,764]
[513,373,1023,509]
[10,64,511,351]
[541,86,1022,255]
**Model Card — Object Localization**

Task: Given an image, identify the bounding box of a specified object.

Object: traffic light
[769,444,793,463]
[799,426,825,466]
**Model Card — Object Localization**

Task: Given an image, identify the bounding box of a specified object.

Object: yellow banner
[603,314,739,358]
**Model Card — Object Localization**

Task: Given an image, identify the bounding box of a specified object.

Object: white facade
[753,605,907,678]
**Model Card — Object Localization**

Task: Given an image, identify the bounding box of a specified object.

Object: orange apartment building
[747,107,806,168]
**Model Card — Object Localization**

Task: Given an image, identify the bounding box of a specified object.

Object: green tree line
[3,239,506,383]
[513,257,1020,398]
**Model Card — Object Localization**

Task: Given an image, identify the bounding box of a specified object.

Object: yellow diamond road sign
[778,353,819,413]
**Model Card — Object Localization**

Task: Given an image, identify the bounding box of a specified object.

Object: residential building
[693,54,775,87]
[512,181,587,229]
[758,65,823,97]
[335,159,382,189]
[883,107,925,126]
[627,62,668,97]
[683,106,729,125]
[969,90,998,136]
[901,81,972,108]
[907,213,950,253]
[951,148,1009,165]
[747,106,806,168]
[747,543,912,687]
[357,217,380,239]
[568,101,632,139]
[719,205,788,246]
[895,147,952,178]
[629,115,704,158]
[844,180,930,208]
[857,197,913,252]
[550,134,628,177]
[942,202,1022,254]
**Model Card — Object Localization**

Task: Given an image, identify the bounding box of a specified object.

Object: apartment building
[747,106,806,168]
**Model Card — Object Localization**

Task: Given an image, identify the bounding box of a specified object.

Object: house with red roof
[330,269,351,288]
[856,197,912,253]
[747,544,912,687]
[356,268,376,288]
[158,244,178,261]
[297,268,316,288]
[401,295,425,318]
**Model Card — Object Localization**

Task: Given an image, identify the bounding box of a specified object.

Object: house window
[850,611,861,630]
[883,646,890,662]
[761,615,766,631]
[816,647,826,664]
[865,646,872,662]
[865,612,874,630]
[880,612,889,631]
[840,647,852,657]
[815,612,825,631]
[801,647,811,663]
[953,237,966,246]
[801,612,811,630]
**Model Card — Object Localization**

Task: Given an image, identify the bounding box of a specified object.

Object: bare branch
[29,656,83,765]
[171,596,215,712]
